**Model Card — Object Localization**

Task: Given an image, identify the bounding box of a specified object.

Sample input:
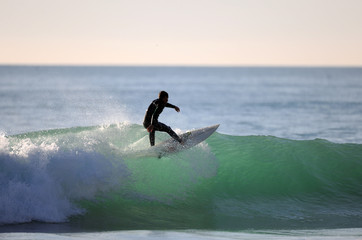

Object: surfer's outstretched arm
[166,103,180,112]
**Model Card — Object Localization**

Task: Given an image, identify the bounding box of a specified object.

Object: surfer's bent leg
[149,130,155,146]
[154,122,182,143]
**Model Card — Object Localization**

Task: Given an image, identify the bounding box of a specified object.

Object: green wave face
[2,124,362,230]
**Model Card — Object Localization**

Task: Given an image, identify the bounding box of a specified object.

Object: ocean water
[1,66,362,239]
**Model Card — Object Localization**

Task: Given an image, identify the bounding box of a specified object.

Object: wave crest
[1,123,362,230]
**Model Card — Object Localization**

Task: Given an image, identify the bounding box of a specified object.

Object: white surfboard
[125,124,220,158]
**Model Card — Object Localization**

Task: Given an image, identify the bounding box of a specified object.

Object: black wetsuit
[143,98,181,146]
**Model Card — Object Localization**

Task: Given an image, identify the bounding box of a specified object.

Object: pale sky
[1,0,362,66]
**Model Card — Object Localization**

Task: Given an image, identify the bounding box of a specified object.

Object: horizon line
[1,63,362,68]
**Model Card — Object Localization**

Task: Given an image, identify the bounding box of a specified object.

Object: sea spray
[0,124,130,224]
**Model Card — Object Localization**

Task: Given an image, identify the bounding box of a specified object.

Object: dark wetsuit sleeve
[144,100,157,127]
[165,103,176,109]
[150,104,158,125]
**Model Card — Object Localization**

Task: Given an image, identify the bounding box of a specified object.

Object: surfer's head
[159,91,169,103]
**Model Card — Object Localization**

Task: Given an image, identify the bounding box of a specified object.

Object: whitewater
[1,66,362,239]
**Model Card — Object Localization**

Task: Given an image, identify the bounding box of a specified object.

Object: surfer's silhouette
[143,91,182,146]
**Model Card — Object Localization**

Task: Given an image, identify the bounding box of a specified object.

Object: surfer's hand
[147,125,154,132]
[175,106,180,112]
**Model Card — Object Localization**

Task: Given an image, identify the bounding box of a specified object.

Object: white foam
[0,133,129,224]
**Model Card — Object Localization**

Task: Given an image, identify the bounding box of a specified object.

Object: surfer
[143,91,182,146]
